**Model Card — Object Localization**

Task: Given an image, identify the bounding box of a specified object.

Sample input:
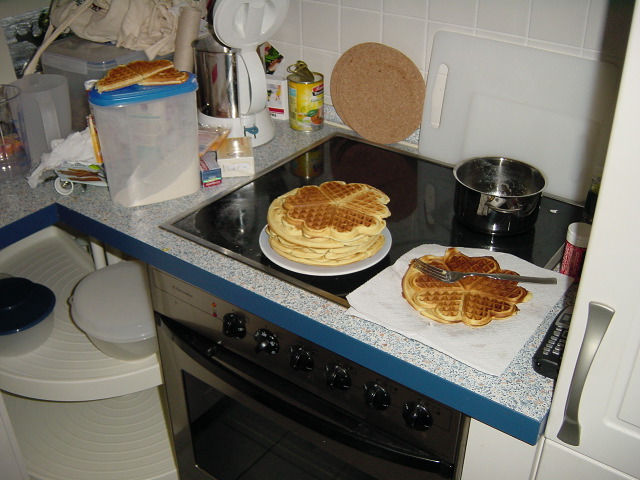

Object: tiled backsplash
[271,0,634,106]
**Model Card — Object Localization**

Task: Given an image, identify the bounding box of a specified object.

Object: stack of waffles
[402,248,532,326]
[266,181,390,266]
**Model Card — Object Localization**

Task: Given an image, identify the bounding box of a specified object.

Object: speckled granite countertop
[0,119,568,445]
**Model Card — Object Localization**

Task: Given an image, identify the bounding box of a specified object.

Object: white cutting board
[418,31,619,202]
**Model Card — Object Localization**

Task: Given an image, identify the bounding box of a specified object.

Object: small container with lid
[560,222,592,280]
[71,261,157,360]
[89,75,201,207]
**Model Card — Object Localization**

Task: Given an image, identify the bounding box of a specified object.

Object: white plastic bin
[89,74,201,207]
[41,36,153,131]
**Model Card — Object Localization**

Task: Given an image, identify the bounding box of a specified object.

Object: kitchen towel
[346,244,573,376]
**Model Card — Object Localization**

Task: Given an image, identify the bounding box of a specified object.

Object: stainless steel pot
[453,157,546,235]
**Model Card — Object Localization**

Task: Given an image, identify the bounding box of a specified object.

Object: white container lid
[566,222,592,248]
[72,261,155,343]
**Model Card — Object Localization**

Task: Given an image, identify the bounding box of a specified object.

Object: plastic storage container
[0,276,55,356]
[41,36,152,131]
[71,261,157,360]
[89,74,201,207]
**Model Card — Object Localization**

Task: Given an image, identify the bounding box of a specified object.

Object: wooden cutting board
[418,31,619,202]
[331,43,425,145]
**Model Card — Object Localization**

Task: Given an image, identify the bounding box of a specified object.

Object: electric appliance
[163,133,583,306]
[149,265,467,480]
[533,9,640,480]
[196,0,288,147]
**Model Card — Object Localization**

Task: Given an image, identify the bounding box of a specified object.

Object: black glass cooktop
[164,134,583,305]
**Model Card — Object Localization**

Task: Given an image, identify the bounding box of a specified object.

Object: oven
[149,266,468,480]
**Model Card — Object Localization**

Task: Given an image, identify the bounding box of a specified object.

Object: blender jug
[0,85,30,183]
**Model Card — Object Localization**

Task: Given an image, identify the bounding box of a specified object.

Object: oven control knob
[325,364,351,390]
[289,346,314,372]
[254,329,279,355]
[402,402,433,431]
[222,313,246,339]
[364,382,391,410]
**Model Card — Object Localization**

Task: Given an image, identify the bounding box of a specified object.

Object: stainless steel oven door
[156,314,458,480]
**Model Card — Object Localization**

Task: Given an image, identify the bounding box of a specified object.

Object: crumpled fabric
[49,0,187,58]
[27,128,96,188]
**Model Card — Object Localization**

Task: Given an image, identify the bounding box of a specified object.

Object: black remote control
[532,305,573,379]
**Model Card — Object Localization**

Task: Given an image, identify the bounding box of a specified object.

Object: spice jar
[559,222,592,280]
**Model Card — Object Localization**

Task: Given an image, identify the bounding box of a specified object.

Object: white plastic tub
[71,261,157,361]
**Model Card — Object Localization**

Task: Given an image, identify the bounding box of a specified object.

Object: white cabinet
[534,440,636,480]
[461,418,539,480]
[0,226,177,480]
[0,394,28,480]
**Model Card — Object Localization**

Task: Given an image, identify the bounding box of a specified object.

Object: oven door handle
[162,315,455,479]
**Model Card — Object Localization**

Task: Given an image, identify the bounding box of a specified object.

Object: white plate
[259,227,392,276]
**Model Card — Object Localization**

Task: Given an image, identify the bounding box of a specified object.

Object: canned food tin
[287,64,324,132]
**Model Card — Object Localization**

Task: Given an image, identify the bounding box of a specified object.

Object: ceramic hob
[163,134,583,305]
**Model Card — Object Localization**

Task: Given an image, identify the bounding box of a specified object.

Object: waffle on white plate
[266,181,390,266]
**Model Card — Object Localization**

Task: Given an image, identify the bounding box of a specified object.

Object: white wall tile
[301,1,340,51]
[343,0,382,10]
[271,0,301,45]
[271,0,632,108]
[383,0,428,19]
[382,14,427,69]
[529,0,588,46]
[341,8,382,51]
[477,0,531,37]
[428,0,477,27]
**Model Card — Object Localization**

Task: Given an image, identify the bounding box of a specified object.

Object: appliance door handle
[161,315,455,479]
[557,301,614,446]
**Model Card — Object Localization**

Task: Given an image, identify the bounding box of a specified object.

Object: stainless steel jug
[193,35,239,119]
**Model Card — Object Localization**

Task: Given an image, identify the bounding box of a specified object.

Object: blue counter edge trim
[2,203,545,445]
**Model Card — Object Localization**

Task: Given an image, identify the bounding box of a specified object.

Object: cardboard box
[199,152,222,187]
[216,137,255,177]
[266,75,288,120]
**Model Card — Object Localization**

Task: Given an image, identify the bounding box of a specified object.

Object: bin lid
[89,73,197,107]
[71,261,155,343]
[42,36,147,75]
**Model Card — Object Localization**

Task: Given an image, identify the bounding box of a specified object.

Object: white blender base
[198,108,274,147]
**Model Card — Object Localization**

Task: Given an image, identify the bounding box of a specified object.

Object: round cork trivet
[331,43,425,145]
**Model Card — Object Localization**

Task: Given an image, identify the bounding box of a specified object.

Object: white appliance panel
[418,31,619,202]
[536,441,635,480]
[539,8,640,480]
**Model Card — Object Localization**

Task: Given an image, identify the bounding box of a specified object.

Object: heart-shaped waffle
[402,248,531,326]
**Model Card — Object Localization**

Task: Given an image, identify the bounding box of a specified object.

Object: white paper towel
[346,244,573,376]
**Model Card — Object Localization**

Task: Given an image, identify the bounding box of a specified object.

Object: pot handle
[477,194,524,215]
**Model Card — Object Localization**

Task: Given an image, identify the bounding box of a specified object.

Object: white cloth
[346,244,573,376]
[27,128,96,188]
[49,0,199,58]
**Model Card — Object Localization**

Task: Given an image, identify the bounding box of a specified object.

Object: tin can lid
[566,222,592,248]
[88,73,197,107]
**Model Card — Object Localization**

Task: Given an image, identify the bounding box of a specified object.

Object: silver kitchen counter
[0,119,562,445]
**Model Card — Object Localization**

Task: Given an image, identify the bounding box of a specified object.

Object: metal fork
[411,258,557,284]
